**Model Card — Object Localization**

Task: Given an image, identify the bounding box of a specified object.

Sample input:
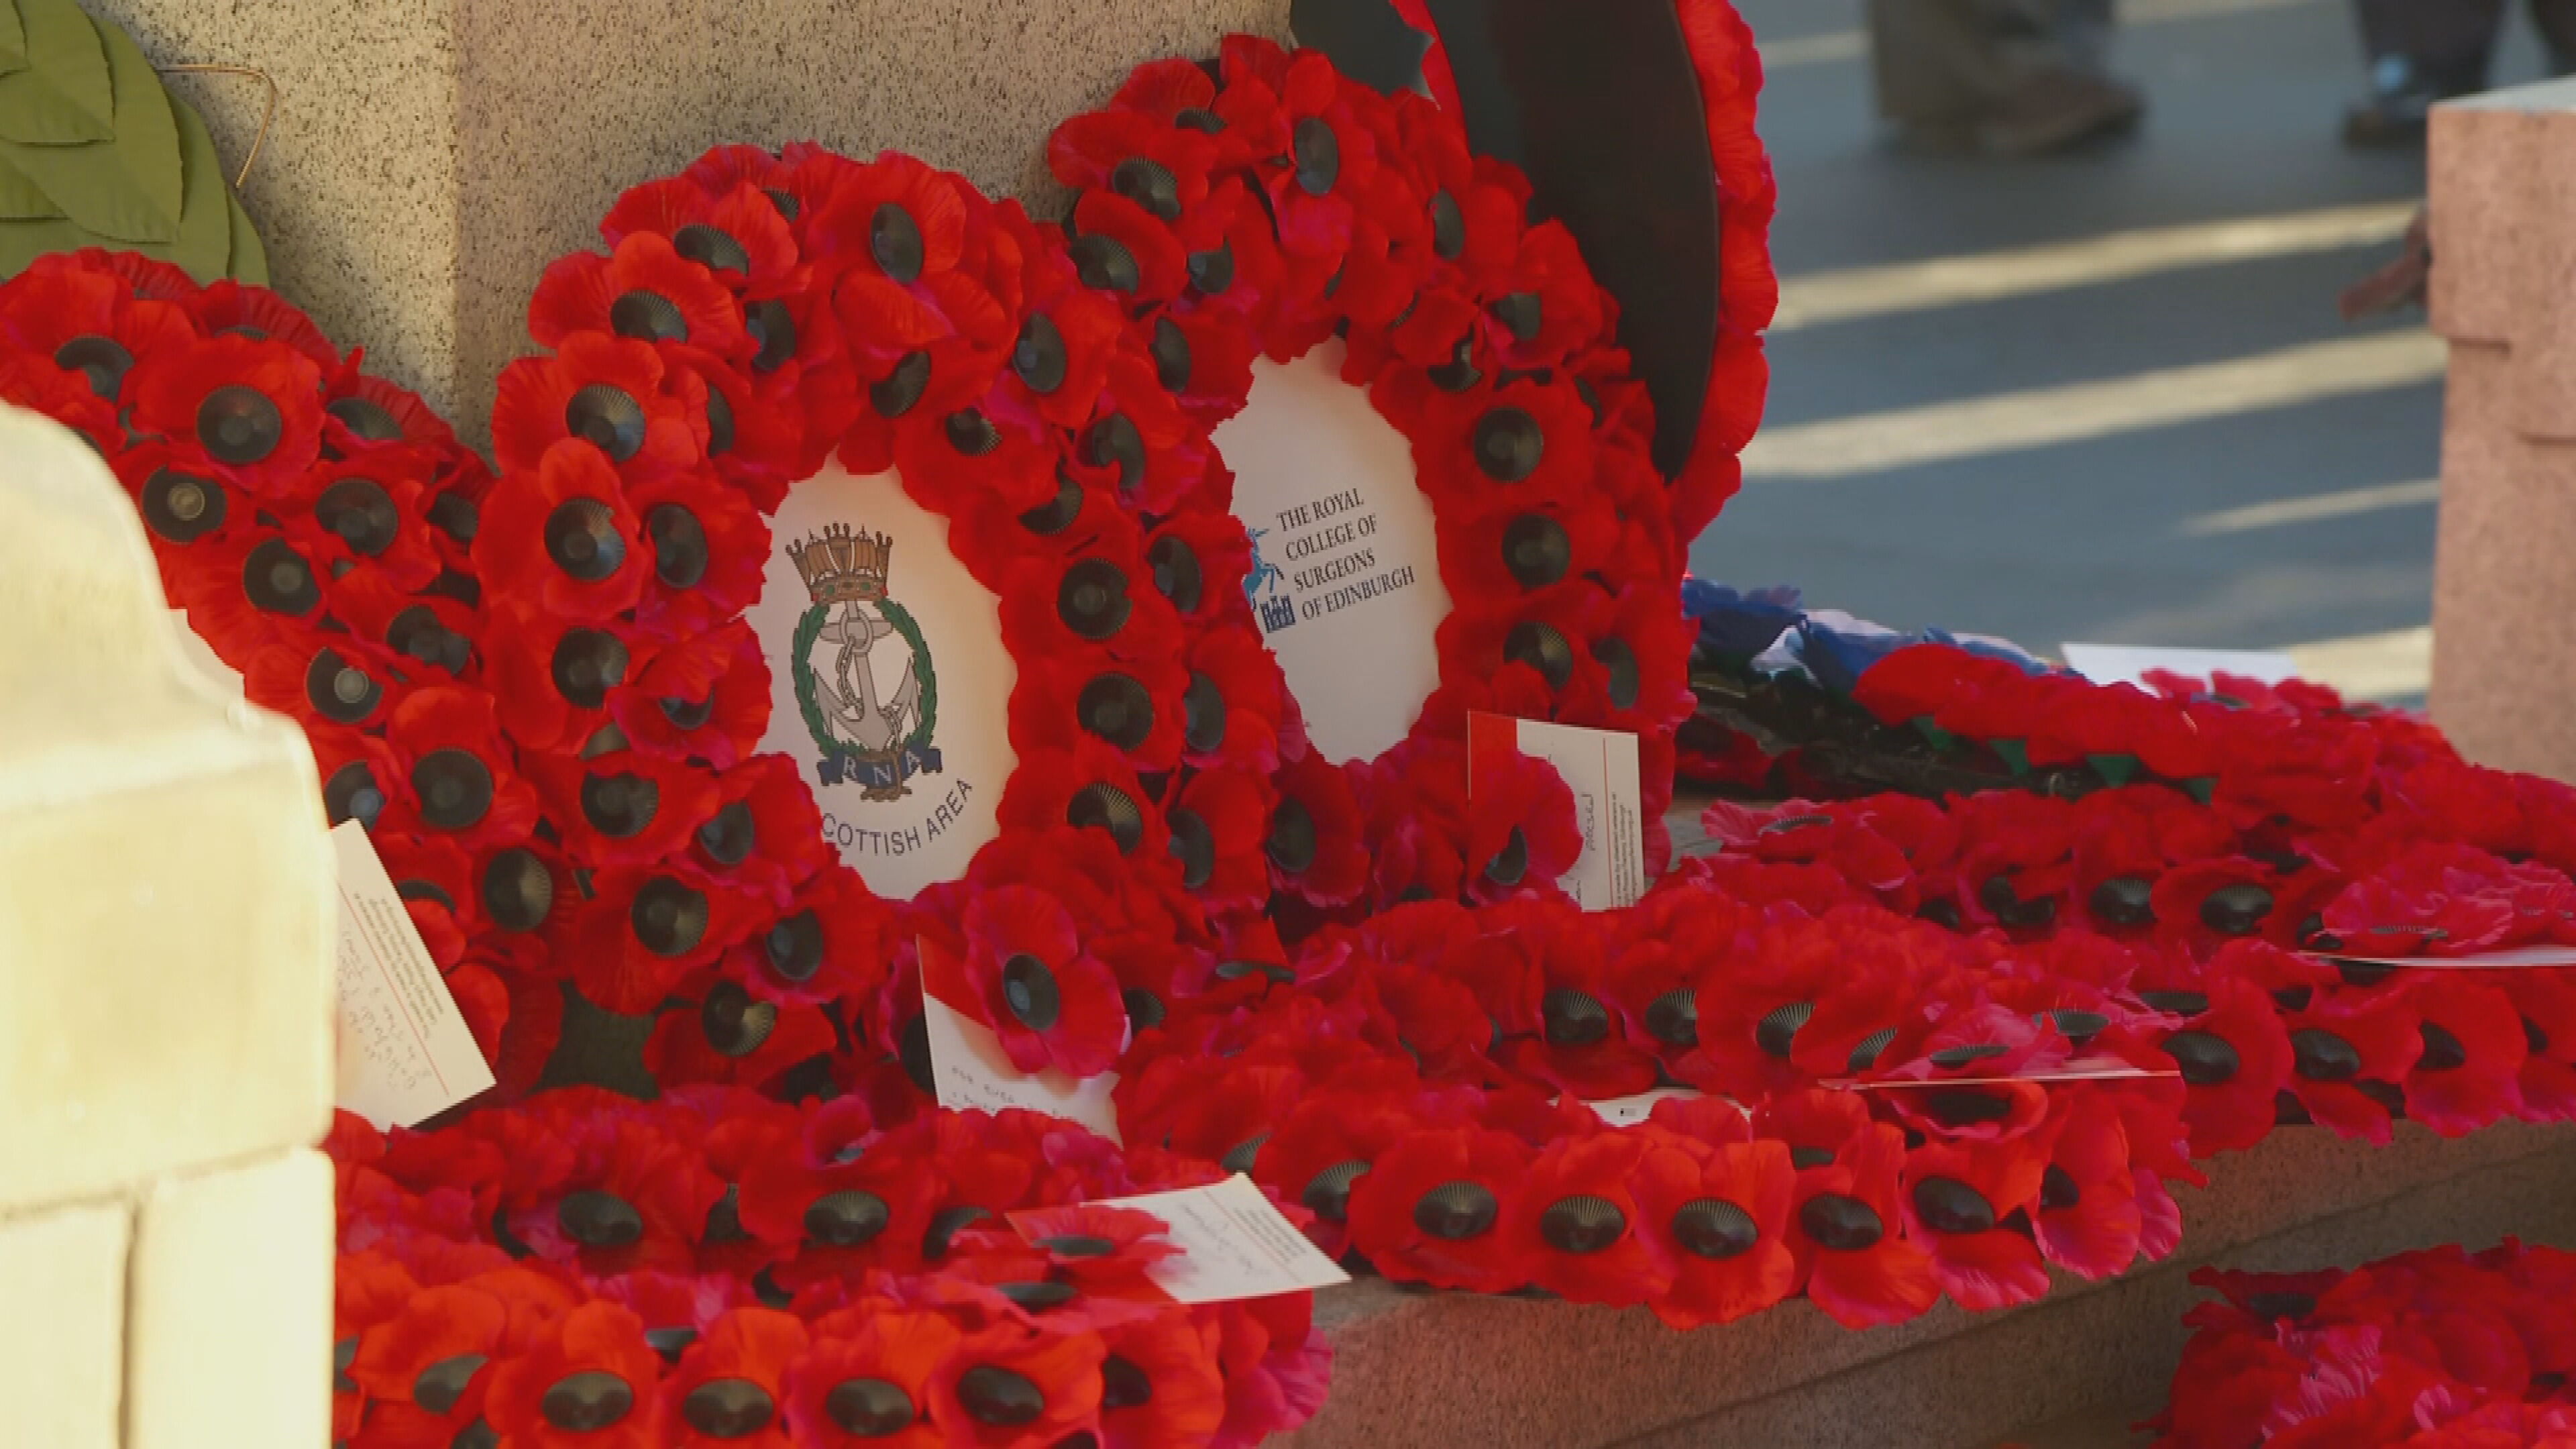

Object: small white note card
[1015,1175,1350,1304]
[2061,644,2296,690]
[2309,943,2576,971]
[1582,1088,1716,1128]
[918,938,1122,1142]
[331,822,493,1128]
[1467,712,1645,910]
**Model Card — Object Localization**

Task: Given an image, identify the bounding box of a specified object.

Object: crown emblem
[788,523,892,604]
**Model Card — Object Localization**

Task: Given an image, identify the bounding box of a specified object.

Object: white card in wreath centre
[1216,339,1454,763]
[745,463,1016,901]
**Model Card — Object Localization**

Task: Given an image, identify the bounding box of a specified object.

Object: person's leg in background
[2345,0,2507,146]
[1868,0,2145,156]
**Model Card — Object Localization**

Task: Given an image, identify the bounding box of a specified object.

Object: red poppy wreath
[1047,36,1721,909]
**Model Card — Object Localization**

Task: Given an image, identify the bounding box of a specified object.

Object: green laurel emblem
[792,598,939,802]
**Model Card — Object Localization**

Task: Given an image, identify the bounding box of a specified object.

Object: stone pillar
[85,0,1291,443]
[2427,77,2576,781]
[0,404,338,1448]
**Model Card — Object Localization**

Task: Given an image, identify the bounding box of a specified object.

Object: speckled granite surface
[85,0,1291,441]
[92,0,465,425]
[2430,80,2576,782]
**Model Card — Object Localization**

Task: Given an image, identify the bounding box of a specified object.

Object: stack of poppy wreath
[0,30,1711,1444]
[21,16,2576,1449]
[2153,1243,2576,1446]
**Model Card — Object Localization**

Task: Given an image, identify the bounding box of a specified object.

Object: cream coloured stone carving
[0,402,335,1212]
[0,400,336,1447]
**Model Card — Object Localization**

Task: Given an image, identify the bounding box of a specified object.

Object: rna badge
[787,523,943,799]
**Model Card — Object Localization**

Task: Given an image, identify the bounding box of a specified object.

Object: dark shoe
[2343,56,2479,148]
[1974,67,2146,158]
[2339,208,2431,321]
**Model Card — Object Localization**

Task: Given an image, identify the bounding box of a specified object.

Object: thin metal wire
[153,63,279,190]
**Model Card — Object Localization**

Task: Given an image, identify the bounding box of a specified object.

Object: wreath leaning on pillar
[0,0,265,283]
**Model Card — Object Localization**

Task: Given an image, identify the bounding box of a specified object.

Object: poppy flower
[1461,741,1582,907]
[2329,843,2576,957]
[1015,642,1190,773]
[532,231,753,362]
[503,1122,726,1278]
[921,1321,1106,1449]
[1784,1123,1938,1329]
[486,604,657,753]
[1499,1132,1674,1307]
[2499,971,2576,1122]
[2158,978,2295,1156]
[1481,222,1609,370]
[1207,1295,1332,1449]
[604,619,770,770]
[782,1303,960,1448]
[1631,1138,1799,1330]
[1248,1091,1428,1256]
[732,1136,944,1287]
[651,1308,806,1448]
[0,262,199,402]
[604,172,803,292]
[2031,1096,2147,1281]
[241,628,411,737]
[1342,1126,1534,1293]
[492,333,705,484]
[657,345,810,511]
[0,346,121,454]
[1094,1310,1228,1449]
[674,755,830,909]
[645,973,841,1095]
[345,1281,512,1439]
[1169,766,1279,909]
[625,465,770,641]
[2402,979,2528,1136]
[1234,751,1359,912]
[525,749,721,869]
[1244,48,1380,266]
[377,687,543,853]
[477,439,649,623]
[2278,993,2426,1144]
[479,1300,663,1449]
[127,331,326,496]
[1069,189,1192,307]
[1405,372,1598,525]
[570,867,755,1015]
[960,885,1128,1078]
[1007,1203,1183,1297]
[735,867,890,1009]
[815,158,1020,390]
[1127,1062,1307,1177]
[375,833,481,970]
[1897,1136,2049,1311]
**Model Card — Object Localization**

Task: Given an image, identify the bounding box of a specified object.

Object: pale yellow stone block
[0,1199,129,1449]
[127,1150,334,1449]
[0,405,336,1212]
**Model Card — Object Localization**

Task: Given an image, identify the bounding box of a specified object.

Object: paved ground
[1690,0,2562,702]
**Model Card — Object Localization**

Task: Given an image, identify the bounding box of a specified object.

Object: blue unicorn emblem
[1243,527,1295,632]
